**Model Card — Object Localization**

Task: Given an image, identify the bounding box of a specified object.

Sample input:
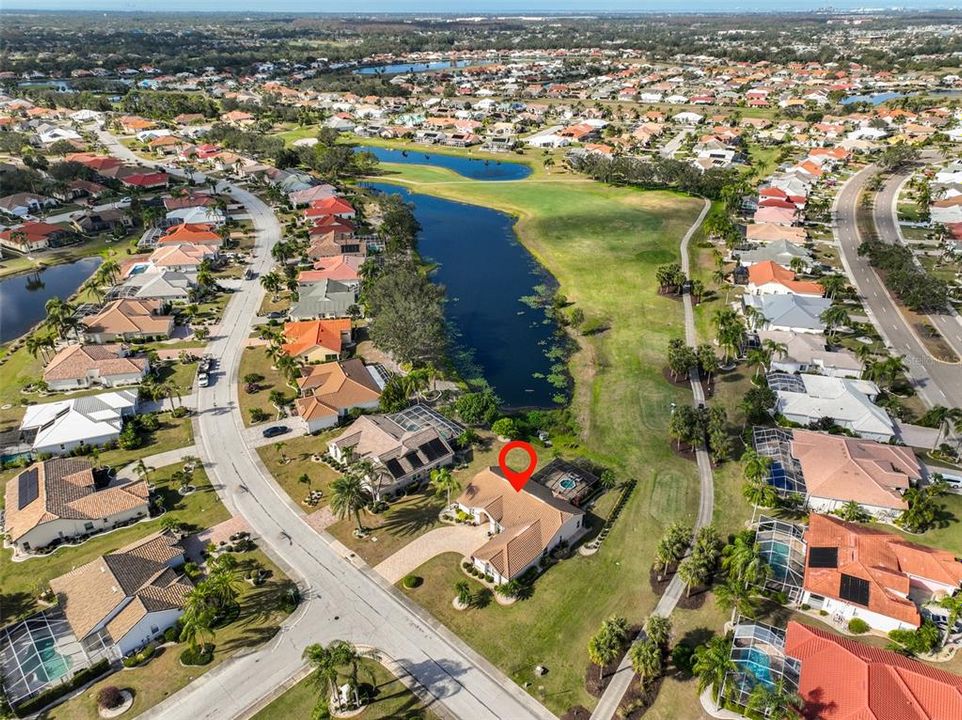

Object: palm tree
[133,458,154,484]
[330,474,369,532]
[429,467,461,506]
[693,635,736,703]
[644,614,672,651]
[303,640,359,712]
[99,258,121,285]
[820,274,848,300]
[678,555,706,597]
[713,578,758,618]
[746,347,770,378]
[455,580,472,607]
[722,530,772,588]
[260,271,282,301]
[741,448,772,485]
[179,589,216,649]
[938,593,962,647]
[746,678,804,719]
[156,380,181,412]
[25,333,55,363]
[587,628,621,682]
[629,639,663,687]
[820,305,850,335]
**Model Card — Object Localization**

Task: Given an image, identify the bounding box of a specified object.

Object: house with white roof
[19,389,139,454]
[743,294,832,334]
[767,372,894,442]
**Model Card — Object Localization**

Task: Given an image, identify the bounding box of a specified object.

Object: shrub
[462,561,472,571]
[180,643,214,666]
[484,574,494,583]
[671,643,696,675]
[401,575,422,590]
[848,618,870,634]
[491,417,518,439]
[163,626,180,643]
[249,408,269,423]
[97,686,124,710]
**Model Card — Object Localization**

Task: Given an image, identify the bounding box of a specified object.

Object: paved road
[875,168,962,360]
[834,165,962,410]
[97,130,555,720]
[589,198,714,720]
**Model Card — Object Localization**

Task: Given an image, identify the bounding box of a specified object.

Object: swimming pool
[735,647,775,689]
[765,541,791,581]
[559,476,577,491]
[32,637,70,681]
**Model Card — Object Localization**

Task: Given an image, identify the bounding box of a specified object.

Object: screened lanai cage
[722,620,802,711]
[755,515,807,602]
[0,610,115,706]
[752,426,807,496]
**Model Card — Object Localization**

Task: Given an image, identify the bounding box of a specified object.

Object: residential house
[288,184,337,207]
[768,372,894,442]
[746,261,824,297]
[4,457,149,553]
[157,223,223,247]
[281,318,353,363]
[757,330,862,378]
[50,531,192,656]
[82,299,174,343]
[456,467,585,584]
[289,278,356,320]
[0,222,71,252]
[19,389,139,454]
[742,294,832,334]
[295,359,385,433]
[0,192,57,218]
[800,514,962,631]
[785,621,962,719]
[328,414,454,497]
[43,344,148,391]
[297,256,363,288]
[745,223,808,244]
[735,240,815,271]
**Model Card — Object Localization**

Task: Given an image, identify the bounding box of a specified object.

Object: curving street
[97,130,555,720]
[833,165,962,410]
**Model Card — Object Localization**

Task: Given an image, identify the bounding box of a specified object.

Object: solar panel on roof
[405,451,424,470]
[839,573,870,606]
[808,547,838,568]
[384,459,405,478]
[17,469,39,510]
[422,438,449,462]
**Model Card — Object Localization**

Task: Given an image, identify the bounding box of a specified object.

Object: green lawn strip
[238,346,295,427]
[96,412,194,470]
[361,155,705,715]
[252,656,437,720]
[0,465,228,624]
[0,230,141,281]
[48,549,293,720]
[255,432,341,508]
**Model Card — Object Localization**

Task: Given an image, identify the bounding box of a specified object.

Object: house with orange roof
[281,318,353,363]
[304,196,356,220]
[785,621,962,719]
[43,344,148,391]
[81,299,174,344]
[456,467,585,584]
[4,458,149,553]
[746,261,824,297]
[294,359,384,432]
[0,221,72,253]
[221,110,254,126]
[297,256,363,288]
[800,514,962,631]
[157,223,222,247]
[118,116,156,134]
[148,243,217,272]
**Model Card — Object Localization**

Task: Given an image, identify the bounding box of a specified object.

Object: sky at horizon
[1,0,954,13]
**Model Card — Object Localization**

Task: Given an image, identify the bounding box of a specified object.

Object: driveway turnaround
[97,132,556,720]
[374,524,490,584]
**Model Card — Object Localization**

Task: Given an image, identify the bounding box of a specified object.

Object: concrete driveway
[374,524,489,584]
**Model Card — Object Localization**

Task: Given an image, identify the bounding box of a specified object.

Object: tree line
[567,151,738,200]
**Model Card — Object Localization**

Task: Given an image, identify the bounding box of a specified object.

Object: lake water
[355,60,478,75]
[0,257,101,343]
[840,91,904,106]
[359,145,533,181]
[364,179,559,408]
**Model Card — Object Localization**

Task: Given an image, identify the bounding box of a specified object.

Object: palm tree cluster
[863,354,907,391]
[303,640,363,715]
[587,615,630,682]
[43,297,81,340]
[897,480,948,534]
[179,554,243,650]
[628,614,673,696]
[655,522,693,576]
[655,262,687,295]
[715,530,774,618]
[746,679,805,720]
[713,308,747,365]
[668,404,733,462]
[87,258,121,303]
[740,448,778,509]
[678,525,723,598]
[693,634,736,704]
[745,338,788,379]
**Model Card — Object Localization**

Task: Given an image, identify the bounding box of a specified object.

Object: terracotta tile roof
[785,621,962,719]
[295,359,381,422]
[158,223,222,246]
[149,243,215,268]
[43,343,147,383]
[745,223,808,243]
[3,459,149,543]
[748,261,824,296]
[803,514,962,627]
[297,256,362,284]
[458,467,583,580]
[791,429,920,510]
[50,531,188,641]
[82,299,174,337]
[282,318,352,358]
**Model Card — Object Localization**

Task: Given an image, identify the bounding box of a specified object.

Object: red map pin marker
[498,440,538,493]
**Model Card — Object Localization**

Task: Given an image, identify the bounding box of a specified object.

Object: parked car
[262,425,289,438]
[198,373,209,388]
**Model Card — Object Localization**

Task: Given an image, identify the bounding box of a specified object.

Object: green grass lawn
[255,432,341,508]
[252,656,437,720]
[0,230,141,281]
[48,549,295,720]
[365,153,705,715]
[0,465,229,624]
[238,346,295,426]
[97,411,194,470]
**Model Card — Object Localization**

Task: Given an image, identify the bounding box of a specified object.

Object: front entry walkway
[373,524,489,584]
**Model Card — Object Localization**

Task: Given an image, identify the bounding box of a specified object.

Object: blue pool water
[359,145,532,181]
[766,541,791,581]
[736,648,775,689]
[769,460,790,490]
